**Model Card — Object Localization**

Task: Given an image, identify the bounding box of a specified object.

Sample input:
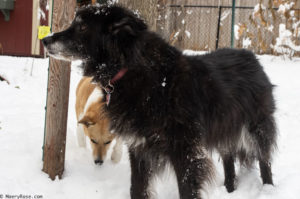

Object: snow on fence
[166,1,300,56]
[119,0,300,57]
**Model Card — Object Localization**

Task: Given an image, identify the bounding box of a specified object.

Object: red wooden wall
[0,0,33,56]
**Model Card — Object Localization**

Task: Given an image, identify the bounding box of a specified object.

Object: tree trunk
[42,0,76,181]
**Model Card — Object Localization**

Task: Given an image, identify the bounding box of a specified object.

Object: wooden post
[42,0,76,180]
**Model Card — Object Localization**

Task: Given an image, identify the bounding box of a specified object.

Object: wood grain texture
[42,0,76,181]
[118,0,159,31]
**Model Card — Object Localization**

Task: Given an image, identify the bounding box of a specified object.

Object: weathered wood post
[42,0,76,180]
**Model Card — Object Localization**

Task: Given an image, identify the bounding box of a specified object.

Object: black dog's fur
[42,5,277,198]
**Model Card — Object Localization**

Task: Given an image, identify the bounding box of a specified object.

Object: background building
[0,0,52,57]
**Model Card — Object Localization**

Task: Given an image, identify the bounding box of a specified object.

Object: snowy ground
[0,53,300,199]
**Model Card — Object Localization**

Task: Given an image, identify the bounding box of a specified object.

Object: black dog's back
[186,48,277,192]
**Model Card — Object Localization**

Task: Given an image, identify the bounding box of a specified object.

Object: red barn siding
[0,0,33,56]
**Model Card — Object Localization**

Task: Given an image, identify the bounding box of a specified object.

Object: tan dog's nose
[94,159,103,165]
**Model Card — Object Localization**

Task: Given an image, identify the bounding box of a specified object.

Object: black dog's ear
[110,18,136,36]
[109,17,147,37]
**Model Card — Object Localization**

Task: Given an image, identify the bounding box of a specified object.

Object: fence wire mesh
[157,4,300,56]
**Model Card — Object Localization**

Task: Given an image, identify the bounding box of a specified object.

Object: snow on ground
[0,53,300,199]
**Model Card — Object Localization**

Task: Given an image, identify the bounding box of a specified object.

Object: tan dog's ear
[78,116,95,128]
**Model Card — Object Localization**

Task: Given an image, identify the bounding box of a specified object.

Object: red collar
[104,68,128,106]
[111,68,128,85]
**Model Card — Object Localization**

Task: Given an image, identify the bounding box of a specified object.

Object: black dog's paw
[224,182,235,193]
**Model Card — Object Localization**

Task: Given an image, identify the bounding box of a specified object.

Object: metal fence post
[231,0,236,48]
[216,6,222,50]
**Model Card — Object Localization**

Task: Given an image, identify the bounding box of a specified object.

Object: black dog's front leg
[129,149,152,199]
[170,146,213,199]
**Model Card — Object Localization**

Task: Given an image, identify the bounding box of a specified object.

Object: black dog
[42,5,277,199]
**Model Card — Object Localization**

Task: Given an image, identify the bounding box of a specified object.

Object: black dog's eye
[79,24,88,32]
[91,139,98,144]
[104,140,112,145]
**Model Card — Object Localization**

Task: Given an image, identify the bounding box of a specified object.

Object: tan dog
[75,77,122,165]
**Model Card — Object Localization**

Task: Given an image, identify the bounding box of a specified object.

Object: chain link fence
[79,0,300,56]
[157,3,300,56]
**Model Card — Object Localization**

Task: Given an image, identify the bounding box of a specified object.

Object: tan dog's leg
[77,124,86,147]
[111,137,123,163]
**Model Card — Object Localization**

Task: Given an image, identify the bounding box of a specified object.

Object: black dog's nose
[94,159,103,165]
[42,36,52,47]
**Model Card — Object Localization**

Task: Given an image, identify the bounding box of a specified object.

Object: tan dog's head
[78,102,114,165]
